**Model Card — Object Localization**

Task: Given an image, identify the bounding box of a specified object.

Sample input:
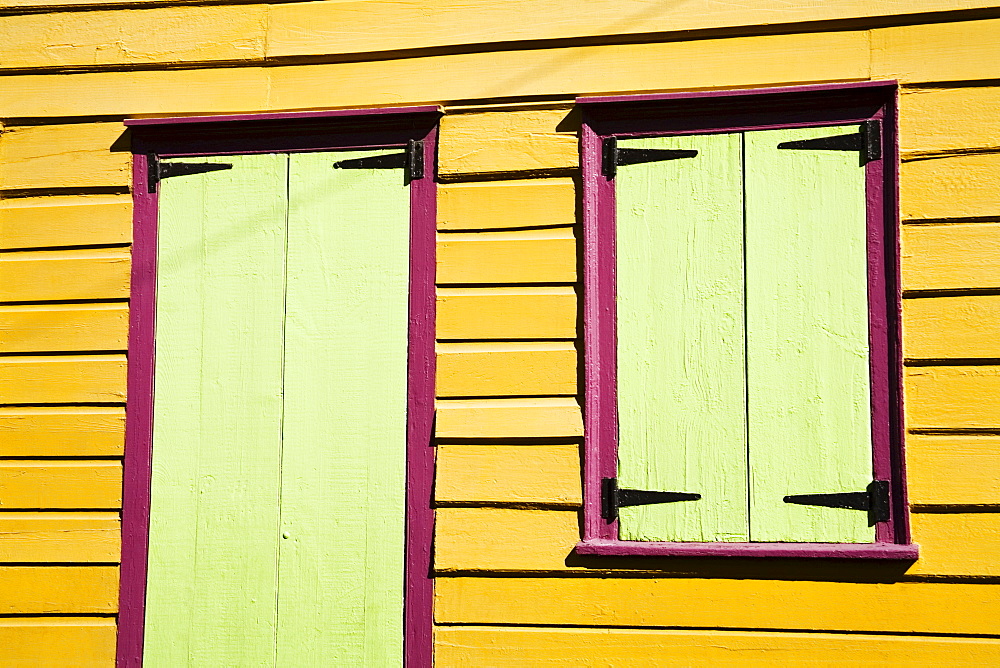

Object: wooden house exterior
[1,0,1000,664]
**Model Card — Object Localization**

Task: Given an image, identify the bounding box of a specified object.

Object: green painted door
[615,125,874,543]
[145,150,410,665]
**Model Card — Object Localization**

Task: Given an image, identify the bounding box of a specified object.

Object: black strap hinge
[148,154,233,193]
[332,139,424,180]
[602,477,701,521]
[602,137,698,178]
[783,480,890,524]
[776,120,881,165]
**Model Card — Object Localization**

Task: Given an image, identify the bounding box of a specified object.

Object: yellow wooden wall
[2,1,1000,664]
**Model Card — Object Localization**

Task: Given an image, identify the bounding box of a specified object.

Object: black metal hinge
[333,139,424,180]
[783,480,890,525]
[602,137,699,179]
[601,477,701,521]
[147,154,233,193]
[776,120,882,165]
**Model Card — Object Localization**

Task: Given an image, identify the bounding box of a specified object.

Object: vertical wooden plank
[744,126,873,543]
[277,150,409,666]
[144,154,287,665]
[615,133,748,542]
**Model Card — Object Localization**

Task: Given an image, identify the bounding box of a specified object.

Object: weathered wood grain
[0,617,116,666]
[0,512,119,563]
[435,398,583,439]
[0,6,266,70]
[0,354,125,404]
[907,434,1000,506]
[0,461,121,509]
[436,342,577,397]
[0,123,128,191]
[902,154,1000,221]
[901,223,1000,292]
[900,87,1000,154]
[0,195,131,250]
[437,287,576,340]
[435,507,579,572]
[264,0,1000,63]
[437,228,576,285]
[0,302,127,353]
[904,295,1000,360]
[435,626,1000,665]
[438,109,576,177]
[872,18,1000,83]
[0,566,117,614]
[0,248,130,302]
[0,406,124,457]
[438,178,576,231]
[435,445,581,506]
[436,577,1000,634]
[906,366,1000,430]
[0,31,869,117]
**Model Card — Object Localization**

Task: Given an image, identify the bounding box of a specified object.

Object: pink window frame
[576,82,917,560]
[117,107,440,666]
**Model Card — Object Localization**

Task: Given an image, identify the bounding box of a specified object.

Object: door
[143,149,413,665]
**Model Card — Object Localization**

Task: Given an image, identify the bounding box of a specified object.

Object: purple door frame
[575,82,918,560]
[118,107,440,667]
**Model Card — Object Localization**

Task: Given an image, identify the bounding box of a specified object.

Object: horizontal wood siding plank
[0,566,117,613]
[438,179,576,231]
[872,18,1000,83]
[435,445,581,506]
[436,577,1000,635]
[904,296,1000,359]
[909,513,1000,577]
[0,461,122,509]
[0,32,869,117]
[435,507,579,572]
[0,248,130,302]
[436,342,576,397]
[901,224,1000,292]
[0,617,116,666]
[438,109,576,177]
[0,407,124,457]
[0,123,129,191]
[0,6,266,70]
[0,195,131,250]
[264,0,999,63]
[435,626,1000,665]
[0,303,128,353]
[437,287,576,340]
[907,434,1000,506]
[900,88,1000,154]
[435,398,583,439]
[437,229,576,285]
[0,512,119,563]
[0,354,126,404]
[905,365,1000,430]
[902,154,1000,221]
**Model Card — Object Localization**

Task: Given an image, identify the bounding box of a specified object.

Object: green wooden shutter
[744,126,873,543]
[146,150,410,665]
[614,126,874,544]
[615,134,749,542]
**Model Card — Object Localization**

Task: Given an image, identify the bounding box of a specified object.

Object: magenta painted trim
[580,81,913,558]
[576,540,919,560]
[576,80,898,105]
[125,105,441,127]
[117,110,438,667]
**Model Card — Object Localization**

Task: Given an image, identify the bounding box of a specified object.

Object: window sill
[576,539,919,560]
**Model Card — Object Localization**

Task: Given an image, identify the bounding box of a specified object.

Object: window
[577,83,916,558]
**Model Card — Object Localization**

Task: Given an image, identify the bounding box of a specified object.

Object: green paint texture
[615,126,873,544]
[145,150,409,665]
